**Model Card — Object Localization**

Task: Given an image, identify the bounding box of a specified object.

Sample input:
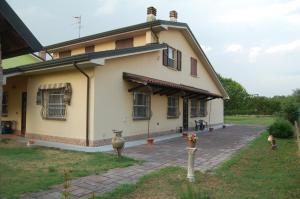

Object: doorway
[21,92,27,136]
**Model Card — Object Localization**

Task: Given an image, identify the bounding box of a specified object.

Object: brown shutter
[115,38,133,49]
[85,45,95,53]
[163,47,168,66]
[177,50,182,71]
[205,100,208,117]
[191,57,197,76]
[59,50,71,58]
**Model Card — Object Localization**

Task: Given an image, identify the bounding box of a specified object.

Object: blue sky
[7,0,300,97]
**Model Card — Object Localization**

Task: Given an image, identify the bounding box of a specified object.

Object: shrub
[268,119,294,138]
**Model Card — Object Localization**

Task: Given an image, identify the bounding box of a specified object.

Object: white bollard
[187,147,197,182]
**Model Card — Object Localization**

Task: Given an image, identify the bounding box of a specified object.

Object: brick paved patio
[22,125,265,199]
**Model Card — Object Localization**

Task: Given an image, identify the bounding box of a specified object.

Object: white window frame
[133,92,150,120]
[167,47,177,68]
[167,96,179,118]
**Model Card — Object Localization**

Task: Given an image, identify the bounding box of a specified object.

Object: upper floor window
[191,57,197,77]
[115,38,133,49]
[2,92,8,117]
[59,50,71,58]
[133,92,150,120]
[163,46,182,70]
[85,45,95,53]
[167,96,179,118]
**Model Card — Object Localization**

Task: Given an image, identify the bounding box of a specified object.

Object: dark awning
[0,0,43,59]
[123,72,223,99]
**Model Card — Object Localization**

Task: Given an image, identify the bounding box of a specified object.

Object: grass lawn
[97,132,300,199]
[225,115,275,126]
[0,139,137,198]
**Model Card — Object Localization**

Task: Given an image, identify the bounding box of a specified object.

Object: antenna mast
[74,16,82,38]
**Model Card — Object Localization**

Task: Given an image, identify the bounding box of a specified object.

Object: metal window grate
[133,92,150,119]
[46,89,66,119]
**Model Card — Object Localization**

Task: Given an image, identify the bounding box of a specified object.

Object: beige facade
[3,22,226,146]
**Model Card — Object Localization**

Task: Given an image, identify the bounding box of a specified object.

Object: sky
[6,0,300,97]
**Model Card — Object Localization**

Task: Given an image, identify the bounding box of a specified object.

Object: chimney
[169,10,178,22]
[147,6,157,22]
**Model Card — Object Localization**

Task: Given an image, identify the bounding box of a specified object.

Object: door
[183,97,189,130]
[21,92,27,136]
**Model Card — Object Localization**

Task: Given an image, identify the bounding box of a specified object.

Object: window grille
[133,92,150,119]
[46,89,66,119]
[167,96,179,118]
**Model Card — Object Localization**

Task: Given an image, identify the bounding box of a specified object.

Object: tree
[218,74,250,114]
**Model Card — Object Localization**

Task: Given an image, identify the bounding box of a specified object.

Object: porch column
[0,36,2,133]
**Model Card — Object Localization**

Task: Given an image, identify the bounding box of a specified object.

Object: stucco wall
[26,69,94,140]
[2,76,27,131]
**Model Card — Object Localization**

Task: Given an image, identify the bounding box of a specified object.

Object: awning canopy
[38,83,71,90]
[0,0,43,59]
[123,72,223,100]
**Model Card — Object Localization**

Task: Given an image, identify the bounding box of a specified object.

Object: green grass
[225,115,275,126]
[96,132,300,199]
[0,139,137,198]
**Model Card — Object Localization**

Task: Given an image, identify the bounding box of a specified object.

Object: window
[190,98,199,117]
[167,96,179,118]
[133,92,150,119]
[115,38,133,49]
[46,89,66,119]
[2,92,8,117]
[163,47,182,70]
[85,45,95,53]
[191,57,197,76]
[191,98,207,117]
[199,99,206,117]
[59,50,71,58]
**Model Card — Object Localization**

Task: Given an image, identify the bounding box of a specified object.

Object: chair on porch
[195,120,207,131]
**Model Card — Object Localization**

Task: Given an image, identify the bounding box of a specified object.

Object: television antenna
[73,16,82,38]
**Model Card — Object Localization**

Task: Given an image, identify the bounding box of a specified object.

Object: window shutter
[177,50,182,71]
[204,100,208,117]
[115,38,133,49]
[163,48,168,66]
[191,57,197,76]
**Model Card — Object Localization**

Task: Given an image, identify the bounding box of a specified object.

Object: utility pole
[73,16,82,38]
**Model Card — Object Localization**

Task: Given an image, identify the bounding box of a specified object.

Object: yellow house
[3,8,228,146]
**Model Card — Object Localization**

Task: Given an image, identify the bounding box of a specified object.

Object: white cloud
[266,40,300,54]
[94,0,118,15]
[216,0,300,24]
[201,45,212,53]
[226,44,243,52]
[249,47,263,63]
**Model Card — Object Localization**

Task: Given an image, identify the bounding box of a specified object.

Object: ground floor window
[133,92,150,120]
[200,99,207,117]
[46,89,66,119]
[167,96,179,118]
[191,98,207,117]
[2,92,8,117]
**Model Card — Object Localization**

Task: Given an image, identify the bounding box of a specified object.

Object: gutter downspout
[73,62,90,146]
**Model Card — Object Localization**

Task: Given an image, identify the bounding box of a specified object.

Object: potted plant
[187,133,198,148]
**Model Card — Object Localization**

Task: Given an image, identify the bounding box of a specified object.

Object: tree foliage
[219,74,300,122]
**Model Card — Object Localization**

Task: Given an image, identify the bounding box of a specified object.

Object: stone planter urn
[112,130,125,157]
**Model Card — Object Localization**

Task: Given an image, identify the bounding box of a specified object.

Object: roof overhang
[0,0,43,59]
[3,43,167,77]
[123,72,223,100]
